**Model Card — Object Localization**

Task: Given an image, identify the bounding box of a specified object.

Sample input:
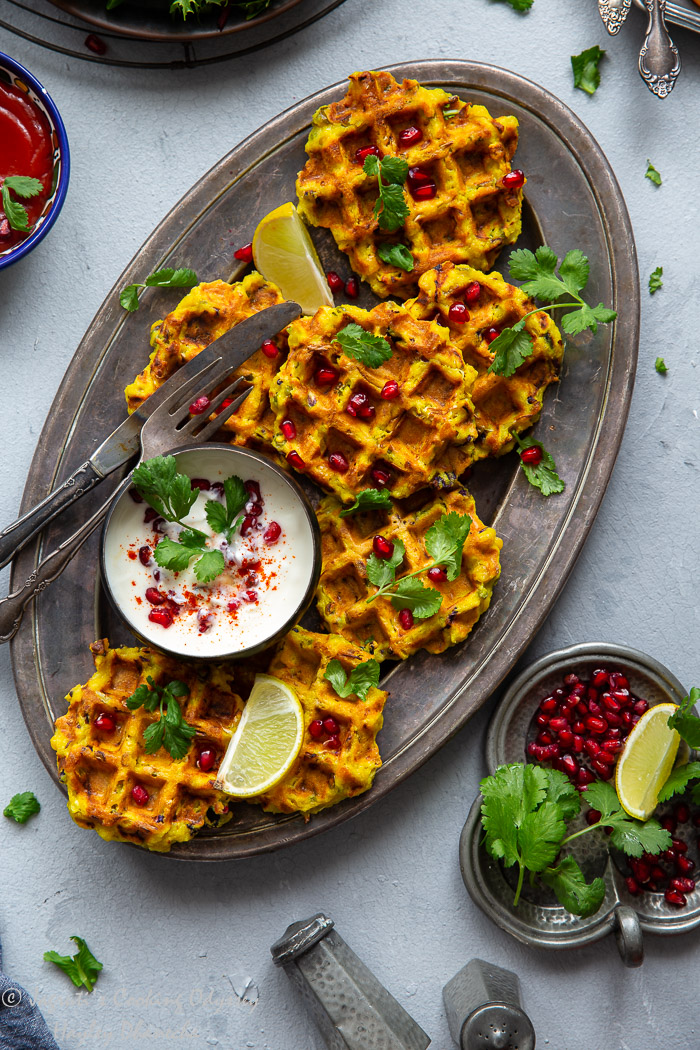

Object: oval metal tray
[10,61,640,860]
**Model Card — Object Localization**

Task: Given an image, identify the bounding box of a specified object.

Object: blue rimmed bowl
[0,52,70,271]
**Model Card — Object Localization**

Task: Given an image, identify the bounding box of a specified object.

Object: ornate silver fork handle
[598,0,632,34]
[639,0,681,97]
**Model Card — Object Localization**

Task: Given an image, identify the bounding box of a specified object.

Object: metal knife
[0,300,301,570]
[598,0,632,33]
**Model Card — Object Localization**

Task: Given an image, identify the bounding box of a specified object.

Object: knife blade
[0,299,301,569]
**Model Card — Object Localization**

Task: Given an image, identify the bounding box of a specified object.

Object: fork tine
[173,375,248,439]
[196,385,253,441]
[150,356,225,420]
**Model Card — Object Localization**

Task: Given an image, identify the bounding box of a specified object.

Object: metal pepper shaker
[442,958,535,1050]
[271,913,431,1050]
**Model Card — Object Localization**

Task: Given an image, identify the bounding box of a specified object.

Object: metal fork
[0,361,251,643]
[639,0,681,97]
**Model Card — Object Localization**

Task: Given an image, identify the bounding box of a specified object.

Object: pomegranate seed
[661,816,677,834]
[407,166,437,200]
[234,241,253,262]
[245,573,259,587]
[544,744,560,760]
[548,718,569,733]
[527,742,542,759]
[145,588,165,606]
[665,889,687,907]
[631,859,651,883]
[612,688,630,703]
[398,608,414,630]
[651,866,667,882]
[325,734,341,751]
[371,464,392,487]
[264,522,282,545]
[663,848,677,863]
[672,838,688,854]
[677,855,695,875]
[189,396,211,415]
[427,566,448,583]
[327,271,345,292]
[605,711,622,727]
[381,379,400,400]
[131,784,149,806]
[153,517,166,534]
[287,451,305,470]
[539,696,557,712]
[281,418,297,441]
[356,144,381,164]
[129,488,144,504]
[572,734,584,753]
[227,601,240,614]
[217,398,234,415]
[633,699,649,715]
[242,590,257,603]
[558,729,574,748]
[94,713,116,733]
[398,125,423,146]
[609,672,629,690]
[323,716,340,735]
[520,446,543,466]
[198,614,213,634]
[562,673,578,687]
[309,719,324,740]
[557,754,578,778]
[502,168,525,190]
[345,276,359,298]
[211,482,225,498]
[537,731,554,745]
[592,670,608,686]
[346,391,375,420]
[591,757,614,779]
[621,710,633,726]
[625,876,642,896]
[572,720,586,735]
[373,535,395,559]
[197,748,217,772]
[576,700,590,716]
[586,808,602,825]
[144,508,159,524]
[601,740,623,755]
[329,451,349,473]
[671,877,695,893]
[240,514,258,536]
[464,281,481,303]
[536,713,550,727]
[315,366,338,385]
[675,803,690,824]
[448,302,470,324]
[583,739,601,758]
[261,339,278,359]
[137,545,151,567]
[148,608,173,628]
[577,768,595,786]
[601,693,621,713]
[607,727,622,738]
[85,33,107,55]
[484,326,500,344]
[586,716,608,735]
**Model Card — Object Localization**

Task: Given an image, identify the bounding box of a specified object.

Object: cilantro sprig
[480,765,671,916]
[487,246,617,379]
[571,45,605,96]
[1,175,43,233]
[363,155,409,233]
[340,488,392,517]
[515,434,565,496]
[377,243,414,272]
[44,936,103,993]
[324,658,381,702]
[365,511,471,620]
[3,791,40,824]
[120,267,198,312]
[334,323,393,368]
[126,677,195,760]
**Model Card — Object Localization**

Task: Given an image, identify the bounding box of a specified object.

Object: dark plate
[47,0,304,41]
[10,61,640,860]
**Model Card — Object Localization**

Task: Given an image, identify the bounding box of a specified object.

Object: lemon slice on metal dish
[215,674,304,798]
[252,202,333,315]
[615,703,681,820]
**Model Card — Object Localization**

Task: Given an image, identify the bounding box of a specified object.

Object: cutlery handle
[0,461,104,571]
[639,0,681,97]
[598,0,632,35]
[0,477,130,644]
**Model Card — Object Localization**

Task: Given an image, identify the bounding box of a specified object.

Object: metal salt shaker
[443,959,535,1050]
[271,913,430,1050]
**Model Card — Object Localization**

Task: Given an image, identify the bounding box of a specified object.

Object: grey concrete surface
[1,1,699,1048]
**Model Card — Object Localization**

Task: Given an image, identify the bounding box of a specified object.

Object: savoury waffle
[51,640,242,852]
[269,301,478,501]
[255,627,386,817]
[408,263,564,478]
[316,487,502,660]
[296,69,523,299]
[124,274,286,452]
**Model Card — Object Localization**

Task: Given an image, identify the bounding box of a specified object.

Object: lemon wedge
[615,703,681,820]
[215,674,304,798]
[252,202,333,315]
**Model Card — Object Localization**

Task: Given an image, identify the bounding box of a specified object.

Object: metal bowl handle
[614,905,644,967]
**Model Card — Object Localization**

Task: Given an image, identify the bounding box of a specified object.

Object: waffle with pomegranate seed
[50,640,242,853]
[316,487,502,660]
[269,301,478,502]
[407,262,564,476]
[296,69,523,300]
[124,273,287,452]
[254,627,386,817]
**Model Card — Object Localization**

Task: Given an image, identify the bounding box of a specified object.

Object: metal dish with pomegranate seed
[460,642,700,965]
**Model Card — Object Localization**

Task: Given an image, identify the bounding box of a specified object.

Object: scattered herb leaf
[655,357,668,374]
[324,658,381,702]
[515,435,565,496]
[363,155,409,233]
[645,160,662,186]
[3,791,40,824]
[667,688,700,749]
[571,45,605,96]
[649,266,663,295]
[658,761,700,803]
[335,323,393,368]
[126,677,195,760]
[44,936,103,993]
[497,0,534,9]
[377,243,414,272]
[340,488,393,517]
[1,175,43,233]
[120,267,198,312]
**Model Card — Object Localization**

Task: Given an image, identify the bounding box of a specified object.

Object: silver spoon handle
[598,0,632,34]
[639,0,681,97]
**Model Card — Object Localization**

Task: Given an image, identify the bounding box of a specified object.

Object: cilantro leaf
[509,246,566,301]
[541,856,606,918]
[364,155,409,233]
[126,677,160,712]
[657,762,700,803]
[193,549,225,583]
[649,266,663,294]
[500,0,534,9]
[377,243,414,272]
[1,176,43,233]
[655,357,668,374]
[390,576,443,619]
[143,717,165,754]
[3,791,40,824]
[3,175,43,198]
[571,45,605,96]
[127,679,194,760]
[44,936,103,992]
[120,284,141,312]
[340,488,392,517]
[515,435,565,496]
[645,160,662,186]
[608,817,670,859]
[424,511,472,580]
[335,323,393,368]
[154,536,202,573]
[205,474,247,540]
[667,688,700,748]
[584,779,620,820]
[558,249,590,296]
[487,325,534,377]
[366,538,405,589]
[543,768,581,822]
[324,658,381,702]
[161,696,197,760]
[379,157,409,185]
[120,266,198,311]
[132,456,199,522]
[518,802,566,871]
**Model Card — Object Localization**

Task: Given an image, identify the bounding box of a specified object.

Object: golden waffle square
[255,627,386,817]
[51,640,242,852]
[296,70,523,299]
[316,487,502,660]
[407,262,564,480]
[124,273,287,452]
[269,300,478,502]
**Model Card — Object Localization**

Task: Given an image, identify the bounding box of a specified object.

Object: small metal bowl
[0,52,70,271]
[460,642,699,966]
[101,444,321,662]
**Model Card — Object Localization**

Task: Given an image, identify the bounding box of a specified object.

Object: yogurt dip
[103,447,318,658]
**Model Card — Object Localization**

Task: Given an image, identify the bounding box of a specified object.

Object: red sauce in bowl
[0,80,54,251]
